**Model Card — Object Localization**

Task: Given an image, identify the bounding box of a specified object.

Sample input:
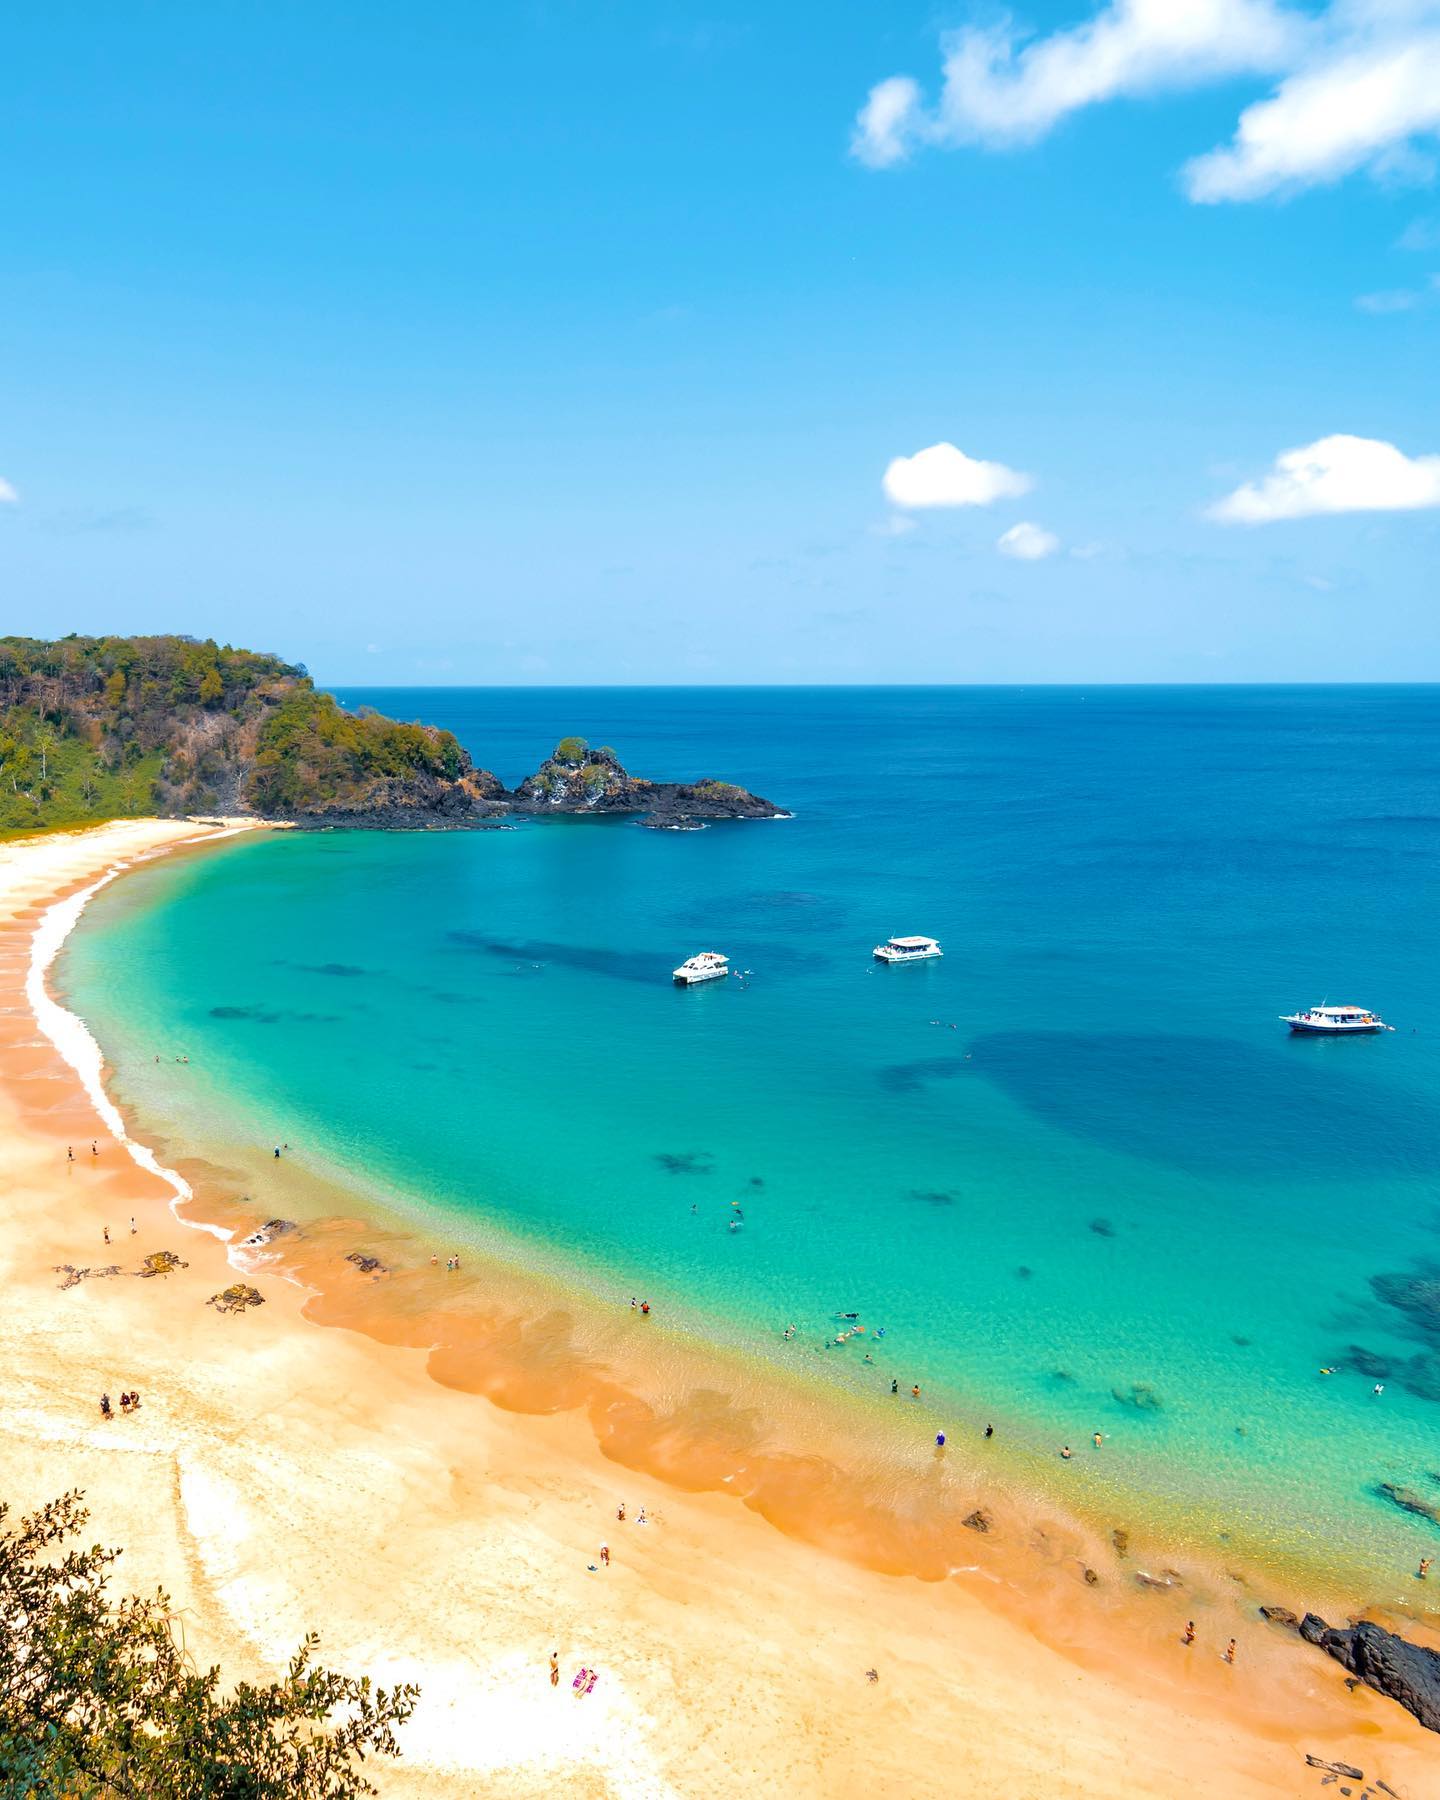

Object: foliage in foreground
[0,1491,419,1799]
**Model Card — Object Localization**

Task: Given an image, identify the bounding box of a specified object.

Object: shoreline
[3,819,1436,1796]
[57,844,1436,1614]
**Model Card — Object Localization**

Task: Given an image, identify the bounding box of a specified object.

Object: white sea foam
[25,828,256,1261]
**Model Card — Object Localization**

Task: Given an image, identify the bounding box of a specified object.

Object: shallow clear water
[61,686,1440,1588]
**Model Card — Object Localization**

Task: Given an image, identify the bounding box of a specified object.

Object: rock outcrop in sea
[1299,1614,1440,1734]
[508,738,786,827]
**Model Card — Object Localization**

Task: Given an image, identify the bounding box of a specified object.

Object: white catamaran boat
[1280,1004,1393,1035]
[673,951,730,986]
[873,935,942,964]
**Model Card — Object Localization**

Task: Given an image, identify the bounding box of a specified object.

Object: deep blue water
[62,686,1440,1589]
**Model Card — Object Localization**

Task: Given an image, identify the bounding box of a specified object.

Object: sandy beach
[2,819,1435,1799]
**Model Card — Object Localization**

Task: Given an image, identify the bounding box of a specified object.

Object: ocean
[58,685,1440,1596]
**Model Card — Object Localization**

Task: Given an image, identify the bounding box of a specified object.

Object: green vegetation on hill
[248,688,467,815]
[0,635,480,832]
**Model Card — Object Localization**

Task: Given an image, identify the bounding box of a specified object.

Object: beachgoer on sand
[99,1393,112,1419]
[600,1543,610,1566]
[1182,1621,1195,1645]
[129,1217,136,1235]
[1223,1639,1236,1664]
[617,1501,626,1521]
[103,1226,110,1245]
[67,1146,74,1161]
[549,1652,559,1687]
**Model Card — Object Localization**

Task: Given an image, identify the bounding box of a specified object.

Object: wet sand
[1,818,1435,1798]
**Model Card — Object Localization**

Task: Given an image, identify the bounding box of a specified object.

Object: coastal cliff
[0,637,782,832]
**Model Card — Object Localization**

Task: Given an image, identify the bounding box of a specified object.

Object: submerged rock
[962,1508,995,1534]
[1111,1528,1130,1557]
[1111,1382,1164,1413]
[1370,1268,1440,1344]
[1345,1344,1394,1380]
[345,1252,386,1276]
[1397,1352,1440,1402]
[1375,1481,1440,1526]
[1260,1605,1301,1628]
[1300,1615,1440,1734]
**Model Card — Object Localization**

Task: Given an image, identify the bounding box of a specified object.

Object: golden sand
[1,819,1434,1797]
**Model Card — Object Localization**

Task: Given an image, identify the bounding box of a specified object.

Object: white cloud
[0,479,17,504]
[997,520,1061,559]
[1397,214,1440,248]
[851,76,923,168]
[853,0,1440,204]
[1185,27,1440,201]
[869,512,917,537]
[882,441,1032,509]
[852,0,1303,167]
[1355,286,1422,310]
[1208,432,1440,521]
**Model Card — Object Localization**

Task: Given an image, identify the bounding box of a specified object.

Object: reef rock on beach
[1299,1615,1440,1734]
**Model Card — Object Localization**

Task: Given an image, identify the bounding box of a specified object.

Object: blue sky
[2,0,1438,682]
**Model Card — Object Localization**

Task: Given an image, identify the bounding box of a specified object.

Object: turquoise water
[61,687,1440,1590]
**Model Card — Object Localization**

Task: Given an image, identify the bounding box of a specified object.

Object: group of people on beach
[548,1656,598,1698]
[99,1390,141,1419]
[1182,1621,1238,1663]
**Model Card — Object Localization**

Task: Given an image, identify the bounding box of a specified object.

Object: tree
[0,1492,419,1798]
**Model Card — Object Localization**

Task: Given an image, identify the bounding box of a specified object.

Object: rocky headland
[0,638,784,832]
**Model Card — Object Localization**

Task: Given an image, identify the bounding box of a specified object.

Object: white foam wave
[26,828,256,1261]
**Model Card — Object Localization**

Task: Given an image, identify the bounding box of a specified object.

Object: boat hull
[1286,1020,1387,1034]
[874,948,942,963]
[674,969,728,985]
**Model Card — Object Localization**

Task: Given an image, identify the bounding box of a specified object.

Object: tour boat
[873,935,942,964]
[673,951,730,986]
[1280,1005,1392,1035]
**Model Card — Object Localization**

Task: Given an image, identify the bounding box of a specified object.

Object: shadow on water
[964,1031,1439,1177]
[446,933,665,985]
[878,1058,971,1094]
[209,1005,340,1025]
